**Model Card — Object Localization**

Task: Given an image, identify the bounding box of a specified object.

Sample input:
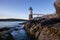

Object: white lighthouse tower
[29,7,33,20]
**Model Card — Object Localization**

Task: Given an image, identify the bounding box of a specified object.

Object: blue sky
[0,0,55,19]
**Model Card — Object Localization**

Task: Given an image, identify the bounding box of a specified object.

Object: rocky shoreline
[24,17,60,40]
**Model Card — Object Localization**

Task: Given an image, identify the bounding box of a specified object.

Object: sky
[0,0,55,19]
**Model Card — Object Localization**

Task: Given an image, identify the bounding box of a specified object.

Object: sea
[0,21,31,40]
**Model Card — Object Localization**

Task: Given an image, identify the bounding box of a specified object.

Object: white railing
[32,13,45,18]
[32,13,55,18]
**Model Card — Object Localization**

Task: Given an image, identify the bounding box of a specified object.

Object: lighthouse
[29,7,33,20]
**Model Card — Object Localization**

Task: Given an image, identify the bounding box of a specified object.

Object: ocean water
[0,21,31,40]
[11,25,31,40]
[0,21,24,28]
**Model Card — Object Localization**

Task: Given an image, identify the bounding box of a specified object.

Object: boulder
[54,0,60,16]
[0,31,15,40]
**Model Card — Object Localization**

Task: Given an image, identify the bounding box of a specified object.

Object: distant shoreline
[0,19,28,21]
